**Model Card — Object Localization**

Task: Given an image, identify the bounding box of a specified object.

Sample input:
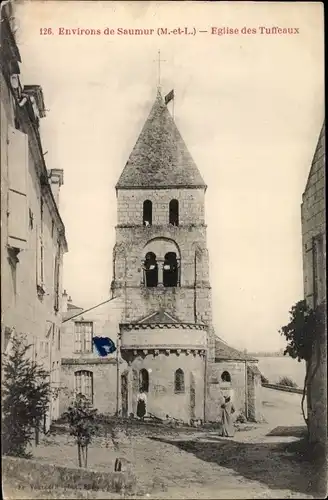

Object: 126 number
[40,28,53,35]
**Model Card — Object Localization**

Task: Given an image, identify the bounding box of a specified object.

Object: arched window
[221,371,231,383]
[163,252,179,287]
[169,199,179,226]
[75,370,93,404]
[143,200,152,226]
[144,252,158,287]
[174,368,185,393]
[139,369,149,392]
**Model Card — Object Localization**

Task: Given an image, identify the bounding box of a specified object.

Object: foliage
[277,376,298,388]
[2,333,51,458]
[279,300,326,429]
[279,300,325,362]
[260,373,269,384]
[63,394,99,468]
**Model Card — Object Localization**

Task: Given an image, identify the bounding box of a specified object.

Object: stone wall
[116,188,205,226]
[60,298,123,360]
[206,360,247,421]
[3,456,136,493]
[247,363,262,422]
[121,325,206,348]
[301,122,326,447]
[59,298,125,415]
[121,351,205,422]
[60,360,120,415]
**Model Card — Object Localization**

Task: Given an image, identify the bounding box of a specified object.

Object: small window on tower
[169,199,179,226]
[143,200,152,226]
[143,252,158,287]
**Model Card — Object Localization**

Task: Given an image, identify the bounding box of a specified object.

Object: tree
[63,394,99,468]
[2,333,51,457]
[280,300,325,429]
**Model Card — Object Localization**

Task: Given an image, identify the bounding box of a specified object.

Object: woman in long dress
[221,396,235,437]
[136,389,147,420]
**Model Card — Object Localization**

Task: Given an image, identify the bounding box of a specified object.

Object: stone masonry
[301,121,326,448]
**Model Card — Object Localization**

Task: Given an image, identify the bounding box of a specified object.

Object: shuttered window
[7,126,28,250]
[74,322,93,353]
[75,370,93,403]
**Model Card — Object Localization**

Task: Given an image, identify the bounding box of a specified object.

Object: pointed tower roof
[116,91,206,189]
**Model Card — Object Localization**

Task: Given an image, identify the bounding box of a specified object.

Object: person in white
[136,389,147,420]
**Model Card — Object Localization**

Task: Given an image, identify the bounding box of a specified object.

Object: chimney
[62,289,68,313]
[48,169,64,208]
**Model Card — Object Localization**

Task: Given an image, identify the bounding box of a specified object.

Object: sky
[14,0,324,351]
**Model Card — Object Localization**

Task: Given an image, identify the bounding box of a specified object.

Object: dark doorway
[144,252,158,287]
[121,373,128,417]
[163,252,178,287]
[139,369,149,392]
[143,200,152,226]
[169,199,179,226]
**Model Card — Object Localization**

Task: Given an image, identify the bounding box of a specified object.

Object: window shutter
[54,250,60,311]
[75,372,82,395]
[7,126,28,249]
[36,224,43,286]
[84,322,93,352]
[75,323,82,353]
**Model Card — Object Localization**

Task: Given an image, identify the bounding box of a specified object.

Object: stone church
[60,90,262,423]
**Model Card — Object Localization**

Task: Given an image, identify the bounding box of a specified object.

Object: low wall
[262,382,304,395]
[3,456,136,493]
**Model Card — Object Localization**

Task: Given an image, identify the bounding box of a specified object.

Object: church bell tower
[112,89,214,422]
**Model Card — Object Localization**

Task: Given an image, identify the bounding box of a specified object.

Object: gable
[137,309,181,324]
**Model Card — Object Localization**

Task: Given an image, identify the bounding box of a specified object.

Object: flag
[93,336,116,357]
[165,89,174,105]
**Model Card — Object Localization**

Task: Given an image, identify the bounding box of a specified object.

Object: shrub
[260,373,269,384]
[2,333,51,458]
[62,394,99,468]
[278,376,298,388]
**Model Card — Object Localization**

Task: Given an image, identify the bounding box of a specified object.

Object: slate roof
[214,336,257,362]
[116,90,206,189]
[62,307,84,322]
[68,302,82,311]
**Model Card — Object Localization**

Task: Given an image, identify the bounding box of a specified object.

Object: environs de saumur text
[39,26,300,36]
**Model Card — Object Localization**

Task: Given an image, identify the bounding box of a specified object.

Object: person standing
[220,395,235,437]
[136,388,147,420]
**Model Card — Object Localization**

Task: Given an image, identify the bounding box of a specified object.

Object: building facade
[301,121,326,448]
[1,1,68,425]
[60,90,261,423]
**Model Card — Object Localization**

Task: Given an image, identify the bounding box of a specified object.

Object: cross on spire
[153,50,166,89]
